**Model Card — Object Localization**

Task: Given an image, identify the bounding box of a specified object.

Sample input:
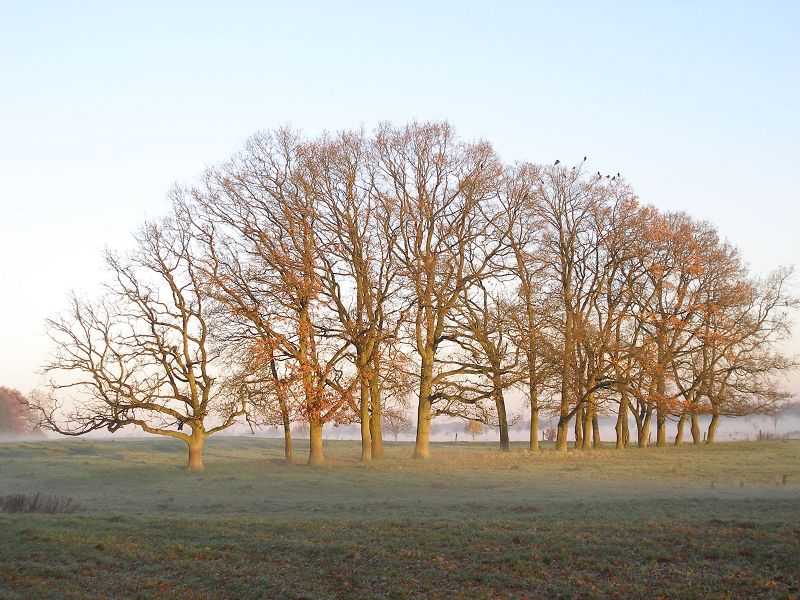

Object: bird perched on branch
[554,160,560,165]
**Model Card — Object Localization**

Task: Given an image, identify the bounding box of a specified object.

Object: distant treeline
[0,387,40,438]
[27,122,797,469]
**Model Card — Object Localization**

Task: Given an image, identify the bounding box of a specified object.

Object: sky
[1,0,799,398]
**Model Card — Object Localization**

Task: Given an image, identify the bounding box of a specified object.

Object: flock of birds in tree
[553,157,621,181]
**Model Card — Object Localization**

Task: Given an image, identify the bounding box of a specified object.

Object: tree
[0,387,37,436]
[699,266,797,443]
[669,234,743,445]
[499,162,551,451]
[382,407,413,442]
[438,285,522,451]
[194,129,355,466]
[631,211,710,447]
[464,419,485,441]
[374,121,504,459]
[534,164,623,451]
[572,186,642,450]
[229,335,303,465]
[308,130,404,462]
[27,214,245,470]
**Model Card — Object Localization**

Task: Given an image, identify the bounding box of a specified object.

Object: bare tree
[700,266,797,442]
[500,162,552,450]
[230,335,302,464]
[374,121,504,459]
[308,130,404,462]
[27,215,245,470]
[438,285,522,451]
[534,164,616,451]
[630,211,711,446]
[194,129,355,466]
[382,406,413,442]
[573,186,643,449]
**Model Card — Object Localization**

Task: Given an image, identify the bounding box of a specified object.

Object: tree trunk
[270,355,293,465]
[359,378,372,463]
[674,411,686,446]
[638,407,652,448]
[187,434,205,471]
[556,415,570,452]
[655,324,668,448]
[308,419,324,466]
[690,411,701,445]
[529,375,539,451]
[413,353,434,459]
[592,413,601,448]
[282,410,293,465]
[622,400,630,447]
[706,412,720,444]
[581,404,592,450]
[656,406,667,447]
[524,298,540,452]
[615,392,628,449]
[574,406,584,449]
[369,358,384,459]
[494,388,510,452]
[557,306,573,453]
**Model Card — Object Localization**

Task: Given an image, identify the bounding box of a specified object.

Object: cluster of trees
[28,122,796,469]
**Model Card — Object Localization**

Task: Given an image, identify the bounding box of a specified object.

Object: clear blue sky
[1,1,799,395]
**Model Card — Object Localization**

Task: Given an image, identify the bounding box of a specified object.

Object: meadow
[0,438,798,599]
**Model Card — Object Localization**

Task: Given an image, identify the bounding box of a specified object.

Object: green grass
[1,438,798,599]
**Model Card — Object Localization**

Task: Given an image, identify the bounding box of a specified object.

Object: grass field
[1,438,798,599]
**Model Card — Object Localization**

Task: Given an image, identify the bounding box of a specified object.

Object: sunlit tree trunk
[706,410,720,445]
[580,403,591,450]
[638,406,652,448]
[556,416,571,451]
[413,353,434,459]
[592,413,601,448]
[494,388,510,452]
[308,419,324,466]
[556,308,574,452]
[615,391,629,449]
[524,298,540,452]
[529,380,539,451]
[655,354,668,447]
[656,409,667,447]
[690,410,701,445]
[359,377,372,463]
[574,406,584,449]
[281,407,293,465]
[187,432,205,471]
[674,411,687,446]
[368,357,384,459]
[270,356,293,465]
